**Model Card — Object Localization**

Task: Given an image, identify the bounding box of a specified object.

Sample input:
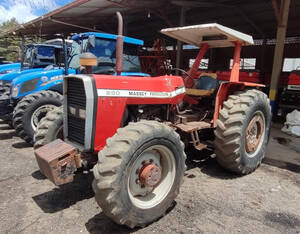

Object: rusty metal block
[34,139,81,186]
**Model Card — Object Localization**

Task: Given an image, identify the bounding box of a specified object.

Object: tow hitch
[34,139,81,185]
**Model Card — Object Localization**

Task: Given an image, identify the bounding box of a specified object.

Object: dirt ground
[0,121,299,234]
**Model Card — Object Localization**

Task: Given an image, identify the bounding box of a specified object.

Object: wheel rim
[31,105,56,131]
[245,111,265,157]
[128,144,176,209]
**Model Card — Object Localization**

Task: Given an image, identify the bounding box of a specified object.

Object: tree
[0,18,21,62]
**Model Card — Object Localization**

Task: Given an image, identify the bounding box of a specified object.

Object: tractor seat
[186,73,218,96]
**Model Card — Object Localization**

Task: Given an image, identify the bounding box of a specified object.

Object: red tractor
[277,69,300,116]
[34,13,271,228]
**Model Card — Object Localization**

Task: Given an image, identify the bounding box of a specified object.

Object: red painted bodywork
[91,41,266,151]
[287,72,300,85]
[188,44,210,79]
[230,42,242,82]
[264,73,289,86]
[212,41,264,125]
[93,74,185,152]
[217,71,261,83]
[213,82,264,126]
[184,43,210,88]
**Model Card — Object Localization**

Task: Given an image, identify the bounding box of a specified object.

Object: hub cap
[128,145,176,209]
[245,111,265,156]
[139,164,162,187]
[31,104,56,131]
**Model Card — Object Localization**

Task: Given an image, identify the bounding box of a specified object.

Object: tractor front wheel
[13,91,63,145]
[92,120,186,228]
[214,89,271,175]
[34,106,63,149]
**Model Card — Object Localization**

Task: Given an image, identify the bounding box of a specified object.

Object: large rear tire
[214,89,271,175]
[92,120,186,228]
[34,106,63,149]
[13,91,62,145]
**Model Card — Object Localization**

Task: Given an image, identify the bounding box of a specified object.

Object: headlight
[11,84,20,97]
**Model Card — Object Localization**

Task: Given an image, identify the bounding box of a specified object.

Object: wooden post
[269,0,291,111]
[175,7,186,75]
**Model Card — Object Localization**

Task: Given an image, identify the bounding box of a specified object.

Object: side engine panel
[63,74,185,152]
[93,74,185,151]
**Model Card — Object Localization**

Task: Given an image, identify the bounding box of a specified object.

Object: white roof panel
[161,23,254,48]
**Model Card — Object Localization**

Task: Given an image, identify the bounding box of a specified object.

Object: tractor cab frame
[161,23,264,126]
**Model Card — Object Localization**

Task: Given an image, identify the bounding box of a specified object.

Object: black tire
[34,106,63,149]
[7,120,13,128]
[0,84,11,96]
[13,91,63,145]
[92,120,186,228]
[214,89,271,175]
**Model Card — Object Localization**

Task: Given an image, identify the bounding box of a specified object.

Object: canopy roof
[161,23,254,47]
[1,0,299,46]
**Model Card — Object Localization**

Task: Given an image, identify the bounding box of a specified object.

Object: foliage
[0,18,21,62]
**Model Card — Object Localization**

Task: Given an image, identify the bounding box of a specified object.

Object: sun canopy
[160,23,254,48]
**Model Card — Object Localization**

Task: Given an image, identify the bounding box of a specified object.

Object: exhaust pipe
[116,12,124,76]
[20,33,25,68]
[61,34,69,75]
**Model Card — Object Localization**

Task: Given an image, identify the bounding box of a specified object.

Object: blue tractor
[0,42,68,95]
[0,62,21,74]
[7,32,147,144]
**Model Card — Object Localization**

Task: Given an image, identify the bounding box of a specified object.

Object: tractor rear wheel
[92,120,186,228]
[214,89,271,175]
[34,106,63,149]
[13,91,63,145]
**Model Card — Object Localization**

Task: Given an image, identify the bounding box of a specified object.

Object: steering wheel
[44,64,54,71]
[171,68,195,88]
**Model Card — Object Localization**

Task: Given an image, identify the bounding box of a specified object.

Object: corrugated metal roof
[1,0,300,46]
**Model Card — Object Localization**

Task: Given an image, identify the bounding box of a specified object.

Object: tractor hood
[0,63,21,74]
[11,67,76,99]
[0,68,44,84]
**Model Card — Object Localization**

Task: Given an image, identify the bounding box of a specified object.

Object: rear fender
[213,82,265,127]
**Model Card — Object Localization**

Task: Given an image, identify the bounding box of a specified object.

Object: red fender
[213,82,265,127]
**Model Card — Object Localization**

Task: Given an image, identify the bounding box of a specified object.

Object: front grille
[66,77,86,145]
[19,78,39,94]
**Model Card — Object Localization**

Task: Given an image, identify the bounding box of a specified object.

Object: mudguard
[213,81,265,126]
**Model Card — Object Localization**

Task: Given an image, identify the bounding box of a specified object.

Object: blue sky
[0,0,73,23]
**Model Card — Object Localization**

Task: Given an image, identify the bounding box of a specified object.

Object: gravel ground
[0,121,299,234]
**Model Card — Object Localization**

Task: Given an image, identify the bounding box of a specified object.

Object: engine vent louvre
[66,77,86,145]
